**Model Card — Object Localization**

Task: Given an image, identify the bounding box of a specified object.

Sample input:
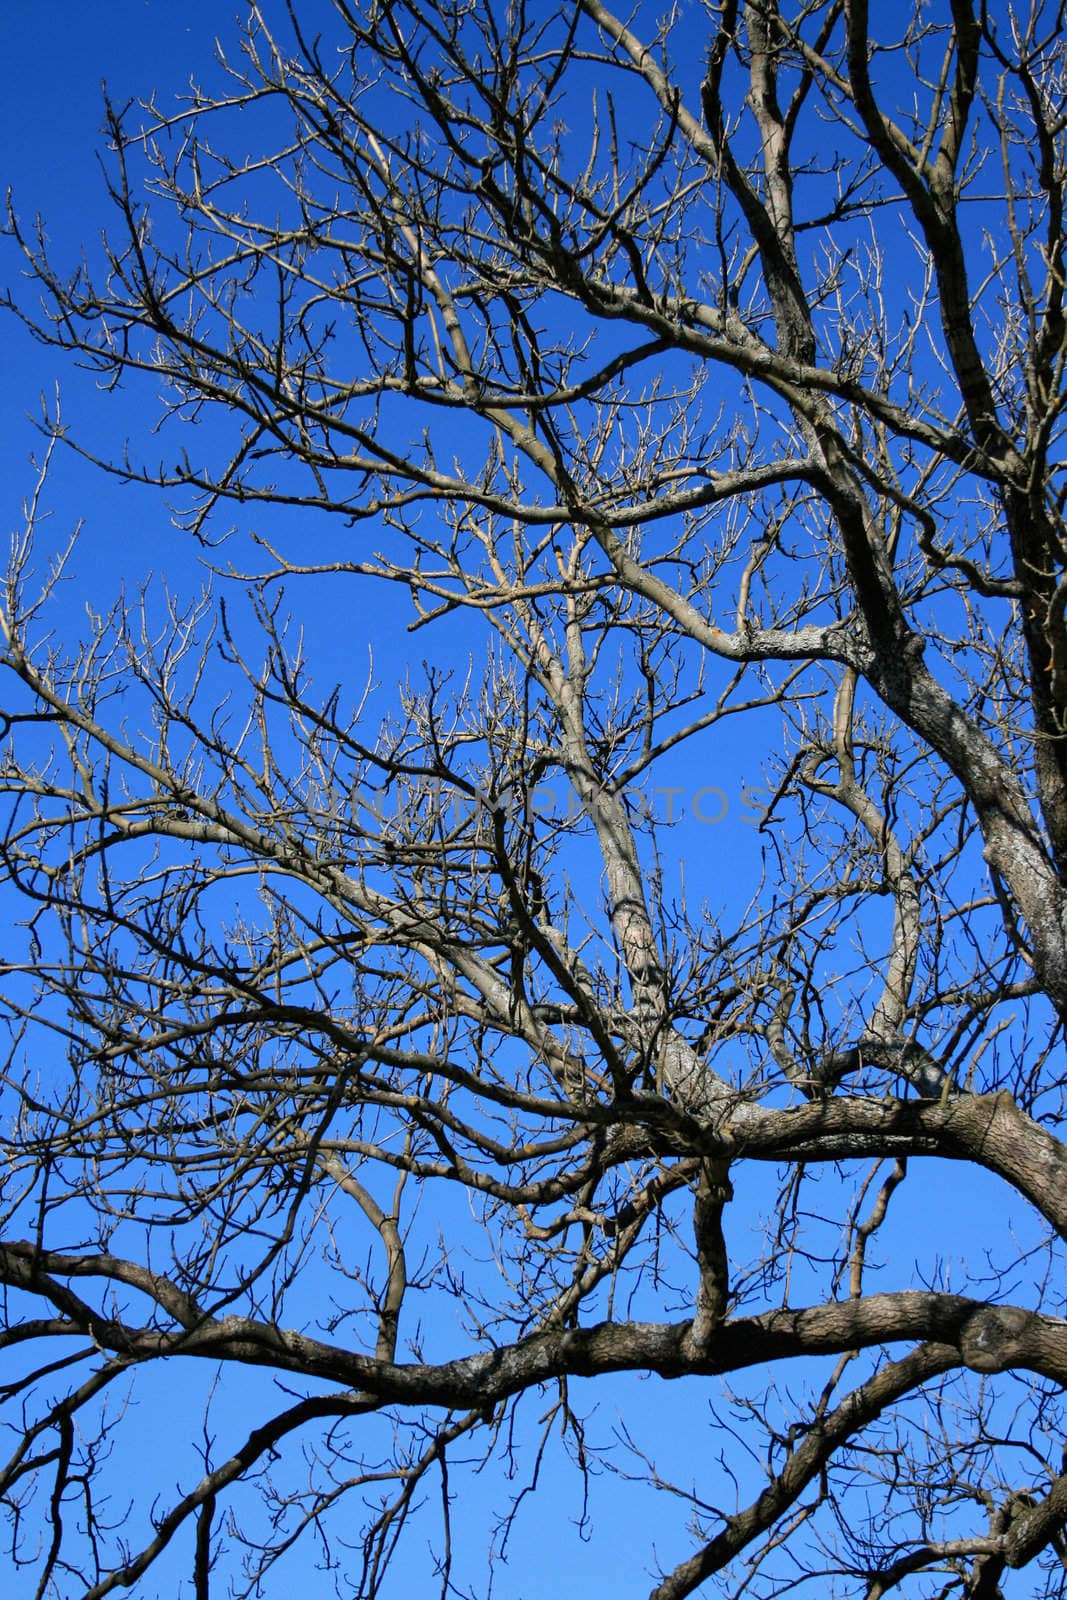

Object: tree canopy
[4,1,1067,1595]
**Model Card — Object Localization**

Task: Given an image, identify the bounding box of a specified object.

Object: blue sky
[0,6,1057,1596]
[3,4,230,612]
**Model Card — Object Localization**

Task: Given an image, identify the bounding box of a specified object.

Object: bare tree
[3,1,1067,1594]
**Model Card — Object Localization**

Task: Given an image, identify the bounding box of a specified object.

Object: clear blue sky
[0,7,1048,1596]
[3,4,238,611]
